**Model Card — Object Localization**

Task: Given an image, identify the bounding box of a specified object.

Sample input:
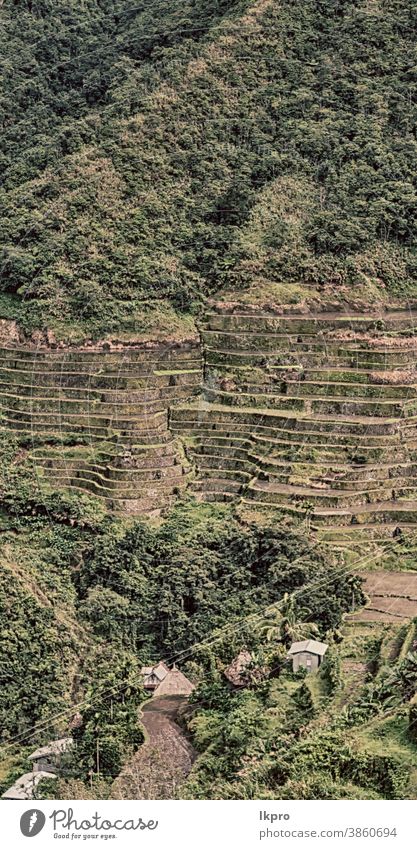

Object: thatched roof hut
[153,665,195,697]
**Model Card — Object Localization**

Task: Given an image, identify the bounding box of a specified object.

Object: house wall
[292,651,320,673]
[32,757,58,774]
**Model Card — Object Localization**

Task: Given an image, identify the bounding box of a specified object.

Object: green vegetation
[0,426,416,800]
[1,0,417,803]
[180,621,417,800]
[69,646,145,780]
[0,428,366,795]
[0,0,416,336]
[76,498,365,657]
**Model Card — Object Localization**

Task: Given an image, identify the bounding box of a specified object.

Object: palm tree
[257,593,319,649]
[257,608,284,644]
[279,593,319,647]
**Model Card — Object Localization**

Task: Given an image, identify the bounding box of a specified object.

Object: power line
[0,527,411,757]
[71,534,325,618]
[162,534,411,668]
[26,576,417,794]
[2,11,263,77]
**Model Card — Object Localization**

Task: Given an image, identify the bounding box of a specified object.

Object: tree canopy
[0,0,416,335]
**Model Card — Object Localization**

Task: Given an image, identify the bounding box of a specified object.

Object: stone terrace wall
[0,336,202,514]
[4,309,417,529]
[171,309,417,534]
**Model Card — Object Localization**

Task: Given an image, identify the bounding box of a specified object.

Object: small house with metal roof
[28,737,73,774]
[141,661,170,690]
[287,639,328,673]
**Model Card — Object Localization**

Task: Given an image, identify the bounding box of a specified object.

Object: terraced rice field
[0,337,202,514]
[171,308,417,533]
[3,308,417,528]
[348,571,417,623]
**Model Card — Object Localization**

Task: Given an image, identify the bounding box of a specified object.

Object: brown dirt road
[111,696,196,799]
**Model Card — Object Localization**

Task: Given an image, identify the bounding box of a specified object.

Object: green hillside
[1,0,417,803]
[0,431,367,795]
[0,0,416,337]
[1,427,417,800]
[179,618,417,800]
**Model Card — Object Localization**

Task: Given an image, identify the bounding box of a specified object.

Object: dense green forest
[0,0,416,336]
[0,419,417,799]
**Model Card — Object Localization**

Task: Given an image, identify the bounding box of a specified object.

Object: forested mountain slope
[0,0,416,337]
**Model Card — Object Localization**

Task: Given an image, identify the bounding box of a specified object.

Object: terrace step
[206,347,417,369]
[0,377,200,397]
[172,400,404,429]
[3,308,417,525]
[35,460,185,483]
[204,310,417,333]
[190,478,243,495]
[182,309,417,528]
[46,470,188,498]
[245,480,417,509]
[0,342,203,514]
[202,387,408,417]
[206,376,417,401]
[241,499,417,526]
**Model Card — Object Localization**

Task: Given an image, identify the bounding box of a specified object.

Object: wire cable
[1,526,413,757]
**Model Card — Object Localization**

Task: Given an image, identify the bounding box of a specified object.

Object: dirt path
[111,696,196,800]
